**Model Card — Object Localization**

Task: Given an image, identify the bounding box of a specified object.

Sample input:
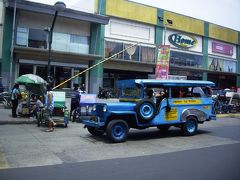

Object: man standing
[11,83,21,118]
[70,85,81,121]
[45,83,55,132]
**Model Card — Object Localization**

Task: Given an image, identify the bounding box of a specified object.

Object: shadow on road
[84,127,212,143]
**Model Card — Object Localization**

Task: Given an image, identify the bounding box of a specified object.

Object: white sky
[131,0,240,31]
[28,0,240,31]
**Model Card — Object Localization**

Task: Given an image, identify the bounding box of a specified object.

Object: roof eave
[7,0,109,25]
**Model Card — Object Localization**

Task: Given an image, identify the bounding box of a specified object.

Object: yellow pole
[53,43,139,90]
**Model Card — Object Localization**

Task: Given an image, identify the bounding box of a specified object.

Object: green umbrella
[15,74,47,85]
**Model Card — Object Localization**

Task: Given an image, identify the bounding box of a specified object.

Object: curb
[0,114,239,125]
[0,120,37,125]
[217,113,240,118]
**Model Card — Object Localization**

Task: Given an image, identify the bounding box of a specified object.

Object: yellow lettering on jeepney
[173,99,202,105]
[165,108,178,121]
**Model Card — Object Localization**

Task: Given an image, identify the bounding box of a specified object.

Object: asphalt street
[0,117,239,179]
[0,143,239,180]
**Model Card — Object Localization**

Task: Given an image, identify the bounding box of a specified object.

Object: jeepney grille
[96,105,105,118]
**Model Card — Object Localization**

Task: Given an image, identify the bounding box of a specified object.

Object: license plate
[91,116,97,121]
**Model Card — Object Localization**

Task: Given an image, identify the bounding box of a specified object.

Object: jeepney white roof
[134,79,215,87]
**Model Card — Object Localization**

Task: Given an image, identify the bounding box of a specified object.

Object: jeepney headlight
[103,105,107,112]
[92,104,96,111]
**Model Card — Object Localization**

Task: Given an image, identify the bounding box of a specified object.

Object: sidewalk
[0,98,119,125]
[0,99,239,125]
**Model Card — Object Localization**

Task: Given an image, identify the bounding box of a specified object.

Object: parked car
[81,79,216,143]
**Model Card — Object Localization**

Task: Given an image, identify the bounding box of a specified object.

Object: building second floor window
[105,40,155,63]
[16,27,89,54]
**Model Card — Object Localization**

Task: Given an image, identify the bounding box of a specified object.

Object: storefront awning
[14,46,103,64]
[7,0,109,25]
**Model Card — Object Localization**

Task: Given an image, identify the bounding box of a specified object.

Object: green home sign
[168,33,198,48]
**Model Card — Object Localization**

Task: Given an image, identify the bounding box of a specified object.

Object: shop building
[100,0,240,91]
[1,0,240,94]
[1,0,109,93]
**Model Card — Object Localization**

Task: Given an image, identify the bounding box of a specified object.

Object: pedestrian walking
[70,85,81,121]
[11,83,21,118]
[45,83,56,132]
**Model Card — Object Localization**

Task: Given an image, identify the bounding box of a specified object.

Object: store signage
[212,41,233,56]
[156,45,170,79]
[168,33,197,48]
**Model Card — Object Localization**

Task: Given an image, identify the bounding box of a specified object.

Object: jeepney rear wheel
[107,120,129,143]
[182,116,198,136]
[87,126,104,136]
[135,99,156,123]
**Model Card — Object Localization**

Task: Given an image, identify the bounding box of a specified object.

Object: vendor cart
[37,91,69,127]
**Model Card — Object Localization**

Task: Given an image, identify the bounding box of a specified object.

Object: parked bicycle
[0,92,12,109]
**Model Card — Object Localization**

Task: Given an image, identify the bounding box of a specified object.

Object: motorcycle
[98,87,111,99]
[0,92,12,109]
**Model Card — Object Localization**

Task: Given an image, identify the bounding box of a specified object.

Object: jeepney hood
[106,102,136,112]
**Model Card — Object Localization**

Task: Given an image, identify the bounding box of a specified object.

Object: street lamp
[47,1,66,83]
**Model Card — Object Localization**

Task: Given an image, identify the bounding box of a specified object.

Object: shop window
[170,51,203,68]
[16,27,28,46]
[208,57,236,73]
[28,28,47,49]
[72,69,85,88]
[55,67,71,89]
[124,44,139,61]
[36,66,49,82]
[105,41,123,59]
[69,34,89,54]
[53,33,89,54]
[70,35,89,44]
[141,46,155,63]
[169,70,202,80]
[19,64,33,76]
[105,41,155,63]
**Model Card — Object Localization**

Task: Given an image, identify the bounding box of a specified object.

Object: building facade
[1,0,109,93]
[1,0,240,94]
[100,0,240,92]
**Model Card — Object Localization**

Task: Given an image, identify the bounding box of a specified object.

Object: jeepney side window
[192,87,205,97]
[121,86,141,98]
[171,87,179,98]
[171,87,192,98]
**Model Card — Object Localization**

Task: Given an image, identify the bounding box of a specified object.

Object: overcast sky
[28,0,240,31]
[131,0,240,31]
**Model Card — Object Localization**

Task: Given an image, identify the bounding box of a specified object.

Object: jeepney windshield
[119,85,142,99]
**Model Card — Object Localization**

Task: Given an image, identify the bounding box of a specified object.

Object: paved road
[0,117,239,179]
[0,143,239,180]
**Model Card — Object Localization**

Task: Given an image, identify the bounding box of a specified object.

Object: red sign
[155,45,170,79]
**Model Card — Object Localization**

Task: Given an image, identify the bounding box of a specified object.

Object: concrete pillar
[88,0,106,94]
[202,22,209,81]
[236,33,240,88]
[1,8,14,90]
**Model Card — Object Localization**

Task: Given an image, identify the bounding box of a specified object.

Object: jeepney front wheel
[87,126,104,136]
[182,116,198,136]
[107,120,129,143]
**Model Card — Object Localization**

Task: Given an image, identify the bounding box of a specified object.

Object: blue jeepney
[82,79,216,143]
